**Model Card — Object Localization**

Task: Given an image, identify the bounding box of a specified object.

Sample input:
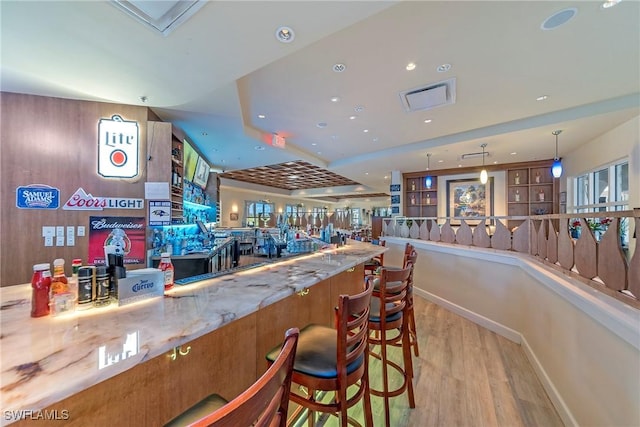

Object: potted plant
[569,219,581,238]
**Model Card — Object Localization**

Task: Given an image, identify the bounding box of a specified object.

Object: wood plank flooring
[302,296,564,427]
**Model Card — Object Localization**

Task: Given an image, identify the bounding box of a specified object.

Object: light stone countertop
[0,240,384,423]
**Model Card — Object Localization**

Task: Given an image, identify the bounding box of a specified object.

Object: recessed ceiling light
[257,114,266,119]
[201,132,208,136]
[349,115,357,120]
[311,143,317,146]
[493,161,498,164]
[372,137,379,142]
[332,63,346,73]
[317,151,322,154]
[541,8,578,31]
[365,172,369,175]
[424,119,432,124]
[275,26,295,43]
[331,135,338,139]
[254,145,265,151]
[331,96,340,103]
[406,62,416,71]
[458,164,462,168]
[363,129,369,133]
[139,96,148,103]
[354,105,364,113]
[436,64,451,73]
[317,122,327,128]
[438,160,444,163]
[536,95,549,101]
[602,0,622,8]
[384,175,388,179]
[510,152,517,155]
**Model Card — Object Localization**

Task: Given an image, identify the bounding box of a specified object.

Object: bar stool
[165,328,299,427]
[403,249,419,357]
[368,264,415,427]
[364,239,385,276]
[266,281,374,427]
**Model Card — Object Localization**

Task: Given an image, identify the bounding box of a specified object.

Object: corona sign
[98,115,139,178]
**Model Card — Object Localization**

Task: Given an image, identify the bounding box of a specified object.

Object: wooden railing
[383,209,639,307]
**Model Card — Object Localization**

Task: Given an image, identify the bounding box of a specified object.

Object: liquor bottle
[159,252,174,290]
[426,193,431,205]
[535,171,541,183]
[515,190,520,202]
[514,172,520,185]
[411,181,416,191]
[539,190,545,202]
[31,263,51,317]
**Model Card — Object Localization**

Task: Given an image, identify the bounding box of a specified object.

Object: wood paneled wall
[0,92,170,286]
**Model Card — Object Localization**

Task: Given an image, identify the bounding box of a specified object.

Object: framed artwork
[447,178,494,224]
[560,191,567,204]
[229,212,239,221]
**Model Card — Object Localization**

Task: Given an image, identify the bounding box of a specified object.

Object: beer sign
[98,115,139,178]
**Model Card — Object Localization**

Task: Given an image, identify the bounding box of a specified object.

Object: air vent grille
[399,78,456,112]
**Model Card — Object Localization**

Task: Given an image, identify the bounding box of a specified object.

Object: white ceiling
[2,1,639,199]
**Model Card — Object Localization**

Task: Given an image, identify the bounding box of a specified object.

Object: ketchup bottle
[31,263,52,317]
[159,252,174,290]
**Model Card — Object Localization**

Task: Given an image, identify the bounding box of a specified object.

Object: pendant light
[479,143,488,184]
[551,130,563,178]
[425,153,433,189]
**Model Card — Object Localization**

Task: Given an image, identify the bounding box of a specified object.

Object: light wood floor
[300,296,564,427]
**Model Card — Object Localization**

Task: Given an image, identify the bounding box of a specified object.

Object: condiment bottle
[50,258,69,295]
[159,252,174,290]
[31,263,52,317]
[50,258,75,316]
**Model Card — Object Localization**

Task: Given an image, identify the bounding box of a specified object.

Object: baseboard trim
[415,287,577,427]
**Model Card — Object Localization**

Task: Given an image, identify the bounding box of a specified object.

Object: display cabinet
[404,175,437,218]
[171,137,184,224]
[506,161,557,228]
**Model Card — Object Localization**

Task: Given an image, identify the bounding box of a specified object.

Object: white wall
[383,237,640,427]
[564,115,640,208]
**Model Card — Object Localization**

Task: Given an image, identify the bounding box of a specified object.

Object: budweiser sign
[63,188,143,211]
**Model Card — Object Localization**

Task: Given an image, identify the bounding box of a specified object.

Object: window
[571,160,628,213]
[285,204,303,216]
[245,200,274,227]
[351,208,360,227]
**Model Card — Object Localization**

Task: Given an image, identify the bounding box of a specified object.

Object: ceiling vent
[399,78,456,112]
[111,0,206,36]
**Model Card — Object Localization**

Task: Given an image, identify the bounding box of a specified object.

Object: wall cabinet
[404,175,438,218]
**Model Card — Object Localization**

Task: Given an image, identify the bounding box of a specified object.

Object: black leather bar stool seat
[165,394,228,426]
[267,324,365,379]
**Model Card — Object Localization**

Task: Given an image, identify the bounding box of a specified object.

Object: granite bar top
[0,240,385,423]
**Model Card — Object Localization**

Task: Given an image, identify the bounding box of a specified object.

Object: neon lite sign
[98,115,139,178]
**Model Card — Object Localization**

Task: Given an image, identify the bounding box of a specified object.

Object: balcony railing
[382,209,639,307]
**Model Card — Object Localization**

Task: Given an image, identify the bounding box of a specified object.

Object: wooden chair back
[372,264,413,329]
[190,328,299,427]
[337,279,374,379]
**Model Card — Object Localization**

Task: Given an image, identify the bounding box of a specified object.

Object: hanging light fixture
[551,130,563,178]
[480,143,488,184]
[425,153,433,189]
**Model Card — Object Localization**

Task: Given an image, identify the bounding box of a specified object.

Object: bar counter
[0,240,385,425]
